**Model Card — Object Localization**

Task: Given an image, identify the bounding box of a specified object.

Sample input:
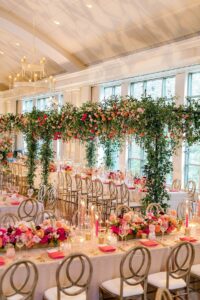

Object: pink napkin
[128,187,135,190]
[140,240,159,247]
[0,257,5,266]
[180,237,197,243]
[99,245,116,252]
[48,251,65,259]
[170,189,178,192]
[10,201,20,206]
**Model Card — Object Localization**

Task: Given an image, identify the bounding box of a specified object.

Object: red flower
[57,228,66,241]
[40,235,49,244]
[81,113,88,121]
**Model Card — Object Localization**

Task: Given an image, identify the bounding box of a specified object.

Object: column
[173,72,187,186]
[119,82,129,171]
[0,100,6,114]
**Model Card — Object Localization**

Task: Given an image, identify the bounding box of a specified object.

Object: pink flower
[57,228,66,241]
[109,214,117,223]
[123,213,132,223]
[40,235,49,244]
[81,113,88,121]
[137,108,145,113]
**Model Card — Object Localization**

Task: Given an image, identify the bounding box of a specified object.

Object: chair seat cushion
[44,286,86,300]
[7,295,25,300]
[101,277,144,297]
[191,264,200,277]
[148,272,186,290]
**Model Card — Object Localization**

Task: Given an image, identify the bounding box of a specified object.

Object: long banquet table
[1,227,200,300]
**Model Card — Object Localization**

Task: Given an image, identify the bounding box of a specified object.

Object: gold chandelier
[8,56,56,89]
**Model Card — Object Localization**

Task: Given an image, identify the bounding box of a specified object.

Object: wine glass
[16,238,24,260]
[27,188,34,198]
[119,225,125,245]
[160,221,168,242]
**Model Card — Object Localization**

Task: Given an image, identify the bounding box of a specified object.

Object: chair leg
[99,288,104,300]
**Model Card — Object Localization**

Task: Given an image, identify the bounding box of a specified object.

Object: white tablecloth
[0,230,200,300]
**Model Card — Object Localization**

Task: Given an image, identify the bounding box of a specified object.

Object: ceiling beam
[0,7,86,72]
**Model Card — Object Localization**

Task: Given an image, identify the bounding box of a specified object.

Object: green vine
[25,132,38,187]
[102,139,121,170]
[40,136,54,186]
[85,139,97,168]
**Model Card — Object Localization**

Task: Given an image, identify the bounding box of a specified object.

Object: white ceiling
[0,0,200,90]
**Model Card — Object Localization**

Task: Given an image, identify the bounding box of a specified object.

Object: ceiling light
[0,50,4,55]
[86,4,92,8]
[15,42,20,47]
[53,20,60,25]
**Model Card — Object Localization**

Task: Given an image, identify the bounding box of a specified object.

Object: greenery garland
[1,97,200,209]
[85,139,97,168]
[25,132,38,187]
[39,136,54,186]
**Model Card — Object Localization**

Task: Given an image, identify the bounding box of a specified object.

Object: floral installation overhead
[0,220,70,250]
[1,96,200,209]
[0,135,13,170]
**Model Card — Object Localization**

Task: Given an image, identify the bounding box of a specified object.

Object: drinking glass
[119,226,125,245]
[27,188,34,198]
[16,239,24,260]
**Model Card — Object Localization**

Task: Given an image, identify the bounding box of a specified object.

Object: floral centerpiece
[0,136,13,169]
[133,176,148,192]
[0,220,70,250]
[64,165,73,173]
[49,163,57,172]
[109,210,179,239]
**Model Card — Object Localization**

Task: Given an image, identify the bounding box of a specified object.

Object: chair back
[65,173,73,190]
[56,253,93,299]
[166,242,194,288]
[95,179,103,198]
[0,260,38,300]
[35,210,56,225]
[120,246,151,297]
[86,177,93,195]
[0,213,19,227]
[18,198,39,222]
[115,204,131,216]
[185,180,196,197]
[37,185,47,203]
[109,181,118,200]
[146,203,164,215]
[75,174,82,192]
[120,183,130,205]
[45,186,57,211]
[156,288,173,300]
[171,179,181,191]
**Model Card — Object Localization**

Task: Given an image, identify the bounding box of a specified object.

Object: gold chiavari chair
[119,183,130,206]
[0,260,38,300]
[146,203,164,215]
[35,210,56,225]
[98,181,118,221]
[37,184,47,204]
[45,186,57,212]
[65,173,79,204]
[155,288,173,300]
[115,204,131,217]
[100,246,151,300]
[18,198,39,222]
[0,213,19,227]
[185,180,196,215]
[86,177,97,207]
[148,242,194,299]
[171,179,181,192]
[44,253,93,300]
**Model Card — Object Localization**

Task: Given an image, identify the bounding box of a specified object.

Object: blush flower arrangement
[0,135,13,169]
[109,210,179,238]
[0,220,70,250]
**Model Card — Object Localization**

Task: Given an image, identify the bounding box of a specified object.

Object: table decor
[0,220,70,251]
[109,209,179,240]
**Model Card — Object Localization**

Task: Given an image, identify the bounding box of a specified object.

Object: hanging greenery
[85,139,97,168]
[1,96,200,208]
[101,139,121,170]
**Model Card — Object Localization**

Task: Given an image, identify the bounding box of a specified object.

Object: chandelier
[8,56,55,90]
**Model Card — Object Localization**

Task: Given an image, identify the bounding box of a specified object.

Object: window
[103,85,121,99]
[128,76,175,177]
[22,93,63,157]
[127,140,146,176]
[130,76,175,100]
[22,100,33,113]
[184,72,200,190]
